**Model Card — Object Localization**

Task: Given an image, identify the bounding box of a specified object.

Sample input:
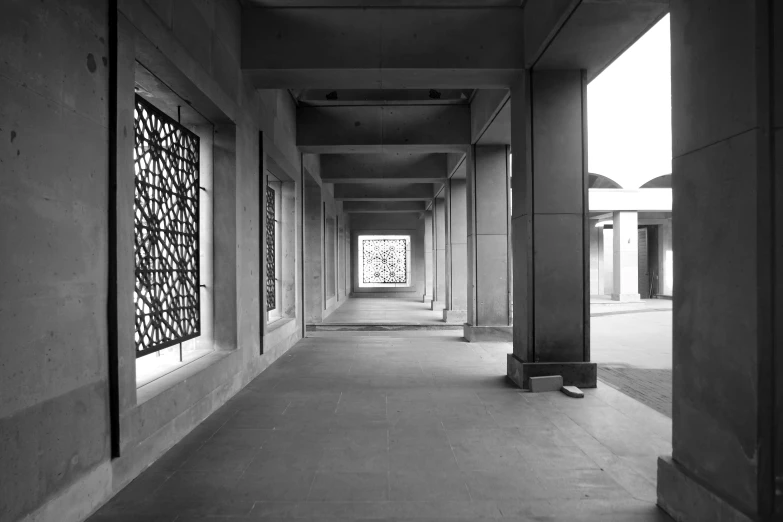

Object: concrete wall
[302,156,348,323]
[304,179,323,323]
[350,213,425,297]
[0,2,307,521]
[0,3,111,521]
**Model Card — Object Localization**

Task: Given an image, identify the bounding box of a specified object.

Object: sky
[587,14,671,189]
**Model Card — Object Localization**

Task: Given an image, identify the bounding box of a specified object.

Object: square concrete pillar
[431,196,446,310]
[465,145,512,342]
[507,70,595,389]
[611,211,640,301]
[423,210,434,303]
[444,179,468,323]
[657,2,782,521]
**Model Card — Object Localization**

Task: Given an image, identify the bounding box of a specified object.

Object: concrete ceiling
[476,99,510,145]
[534,0,668,81]
[259,0,669,217]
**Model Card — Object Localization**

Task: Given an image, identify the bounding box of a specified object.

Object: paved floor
[590,296,673,317]
[322,296,447,325]
[591,311,672,417]
[89,332,672,522]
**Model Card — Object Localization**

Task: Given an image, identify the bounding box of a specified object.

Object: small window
[133,94,200,358]
[266,179,283,322]
[358,235,412,288]
[265,184,276,312]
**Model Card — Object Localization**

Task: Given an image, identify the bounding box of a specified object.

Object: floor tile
[307,471,389,501]
[86,306,673,522]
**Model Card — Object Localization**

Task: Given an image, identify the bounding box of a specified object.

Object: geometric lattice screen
[265,185,276,311]
[133,94,200,358]
[361,238,408,284]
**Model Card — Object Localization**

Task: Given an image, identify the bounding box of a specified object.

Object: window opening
[266,181,276,312]
[357,235,412,288]
[133,94,200,358]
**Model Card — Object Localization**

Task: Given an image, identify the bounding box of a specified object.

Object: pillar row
[465,145,512,341]
[507,69,595,389]
[443,179,468,323]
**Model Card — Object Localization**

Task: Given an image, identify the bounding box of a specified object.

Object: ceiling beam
[241,7,525,88]
[526,0,668,80]
[320,153,447,183]
[470,89,510,143]
[297,105,470,153]
[333,183,437,201]
[342,201,428,213]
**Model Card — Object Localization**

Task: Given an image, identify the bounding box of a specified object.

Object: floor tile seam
[303,469,320,502]
[167,409,239,475]
[544,411,622,472]
[598,460,659,503]
[556,415,670,471]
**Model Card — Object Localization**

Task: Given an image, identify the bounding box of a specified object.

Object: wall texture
[0,1,111,520]
[0,1,307,521]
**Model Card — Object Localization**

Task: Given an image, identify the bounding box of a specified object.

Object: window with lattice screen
[357,235,411,288]
[133,95,200,358]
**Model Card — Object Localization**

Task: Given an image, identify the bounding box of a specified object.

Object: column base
[657,456,753,522]
[422,294,433,304]
[430,300,444,311]
[506,355,597,389]
[611,293,641,302]
[464,324,512,342]
[443,309,467,323]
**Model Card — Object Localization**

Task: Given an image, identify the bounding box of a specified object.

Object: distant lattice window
[133,95,200,358]
[362,238,408,284]
[266,185,276,310]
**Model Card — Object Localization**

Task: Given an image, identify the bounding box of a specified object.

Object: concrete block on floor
[506,356,598,389]
[560,385,584,398]
[529,375,563,393]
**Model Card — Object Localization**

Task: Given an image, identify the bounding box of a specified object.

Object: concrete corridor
[321,297,446,325]
[89,333,672,522]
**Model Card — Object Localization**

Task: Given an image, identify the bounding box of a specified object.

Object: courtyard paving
[591,310,672,417]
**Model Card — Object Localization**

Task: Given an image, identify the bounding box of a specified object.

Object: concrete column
[423,211,434,303]
[507,70,595,389]
[464,145,512,341]
[657,2,782,521]
[431,197,446,310]
[611,211,640,301]
[444,179,468,323]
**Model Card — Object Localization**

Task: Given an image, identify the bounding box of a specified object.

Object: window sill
[266,316,295,334]
[136,350,232,405]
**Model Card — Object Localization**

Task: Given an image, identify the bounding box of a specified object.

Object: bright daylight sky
[587,14,671,189]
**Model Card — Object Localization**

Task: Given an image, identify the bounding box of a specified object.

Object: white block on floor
[529,375,563,392]
[561,385,584,398]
